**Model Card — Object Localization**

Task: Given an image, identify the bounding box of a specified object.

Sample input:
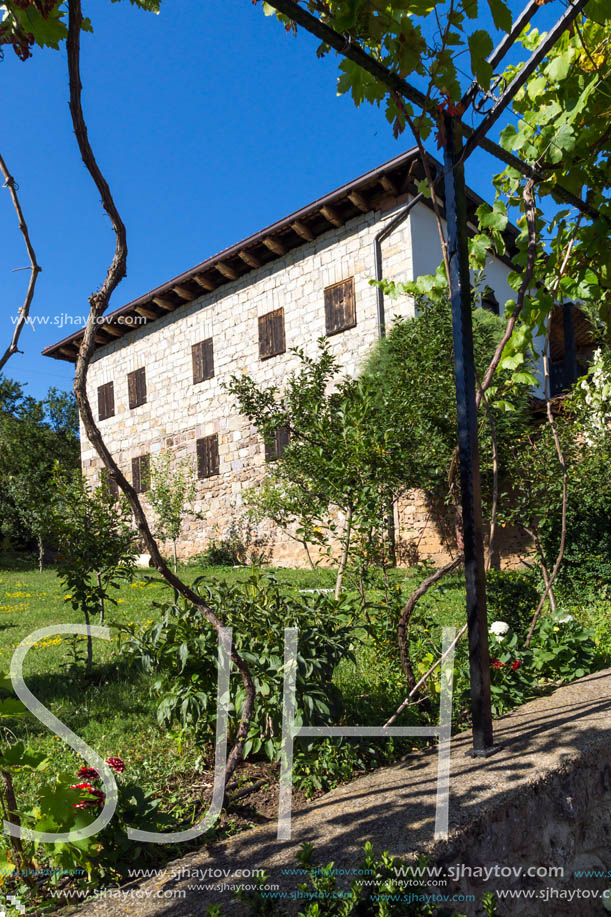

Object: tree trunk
[525,308,570,649]
[37,533,44,573]
[173,540,178,573]
[83,605,93,675]
[1,769,34,883]
[397,555,464,687]
[334,505,353,600]
[96,571,105,623]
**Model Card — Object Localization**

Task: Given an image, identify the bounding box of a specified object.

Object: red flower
[491,659,506,670]
[77,767,100,781]
[511,660,521,672]
[106,757,125,773]
[70,783,105,809]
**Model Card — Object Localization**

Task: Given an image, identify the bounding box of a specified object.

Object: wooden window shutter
[128,367,147,409]
[265,425,290,462]
[97,382,115,421]
[324,277,356,336]
[197,434,220,478]
[192,339,214,383]
[132,454,150,494]
[258,308,286,360]
[276,425,290,459]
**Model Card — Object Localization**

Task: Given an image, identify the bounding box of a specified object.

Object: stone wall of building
[81,196,527,568]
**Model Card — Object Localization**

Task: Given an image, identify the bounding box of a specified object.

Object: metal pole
[442,115,494,755]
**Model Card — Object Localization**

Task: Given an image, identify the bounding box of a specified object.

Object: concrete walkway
[66,667,611,916]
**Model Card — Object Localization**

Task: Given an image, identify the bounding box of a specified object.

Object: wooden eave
[42,148,520,363]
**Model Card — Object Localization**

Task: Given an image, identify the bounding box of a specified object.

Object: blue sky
[1,0,563,401]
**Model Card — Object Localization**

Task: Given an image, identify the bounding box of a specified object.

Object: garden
[0,298,609,914]
[0,1,610,913]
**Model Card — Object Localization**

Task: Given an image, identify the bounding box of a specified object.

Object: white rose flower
[489,621,510,640]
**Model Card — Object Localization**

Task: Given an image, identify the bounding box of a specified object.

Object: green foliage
[235,841,465,916]
[364,296,531,513]
[528,612,596,682]
[0,0,161,61]
[0,376,79,558]
[228,342,414,586]
[51,470,137,670]
[485,568,539,639]
[481,611,597,716]
[198,519,270,567]
[120,571,356,759]
[147,452,197,571]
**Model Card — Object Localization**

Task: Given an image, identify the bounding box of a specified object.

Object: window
[127,367,147,409]
[97,382,115,421]
[197,434,220,479]
[192,339,215,384]
[324,277,356,336]
[258,308,286,360]
[264,426,290,462]
[132,454,150,494]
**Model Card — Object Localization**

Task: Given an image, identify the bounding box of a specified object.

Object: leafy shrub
[197,519,270,567]
[480,611,598,717]
[120,571,356,760]
[528,612,596,682]
[232,841,468,916]
[485,568,539,637]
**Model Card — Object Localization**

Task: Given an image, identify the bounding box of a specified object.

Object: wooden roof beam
[193,273,217,292]
[239,250,262,269]
[152,296,176,311]
[173,285,196,301]
[216,262,239,280]
[134,305,156,320]
[263,237,287,256]
[320,205,342,227]
[348,191,369,213]
[103,324,123,337]
[380,175,398,195]
[59,346,76,358]
[291,220,314,242]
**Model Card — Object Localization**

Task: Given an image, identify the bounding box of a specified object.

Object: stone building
[43,149,524,567]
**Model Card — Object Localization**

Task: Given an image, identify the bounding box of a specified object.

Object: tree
[51,470,137,673]
[147,452,197,572]
[0,377,80,567]
[228,342,413,597]
[229,309,530,594]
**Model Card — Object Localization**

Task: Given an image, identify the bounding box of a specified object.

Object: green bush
[485,568,539,638]
[119,571,355,760]
[195,520,270,567]
[528,612,596,682]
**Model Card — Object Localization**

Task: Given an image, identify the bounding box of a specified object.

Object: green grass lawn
[0,561,348,804]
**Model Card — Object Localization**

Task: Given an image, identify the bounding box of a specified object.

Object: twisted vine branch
[0,153,42,372]
[66,0,255,789]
